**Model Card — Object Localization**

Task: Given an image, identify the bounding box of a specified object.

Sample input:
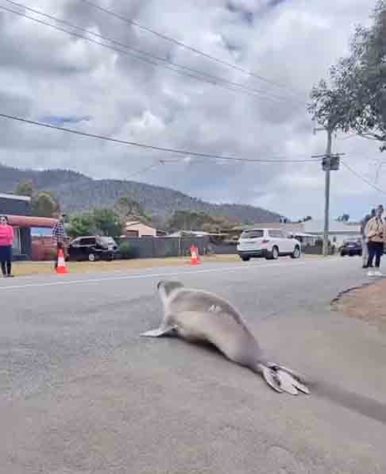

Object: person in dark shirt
[52,214,68,268]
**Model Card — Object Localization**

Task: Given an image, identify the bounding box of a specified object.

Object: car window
[240,230,264,239]
[80,238,96,245]
[269,230,284,238]
[98,237,115,245]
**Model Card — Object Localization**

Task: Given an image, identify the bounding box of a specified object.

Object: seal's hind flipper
[261,366,284,393]
[272,364,310,395]
[259,363,310,395]
[140,326,176,337]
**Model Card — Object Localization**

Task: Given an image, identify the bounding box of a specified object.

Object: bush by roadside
[118,241,139,260]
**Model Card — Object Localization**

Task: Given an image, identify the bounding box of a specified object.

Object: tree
[308,1,386,150]
[32,192,60,217]
[67,213,96,238]
[92,208,123,238]
[336,214,350,222]
[67,208,124,238]
[167,210,236,233]
[14,181,61,217]
[114,196,151,223]
[15,181,35,197]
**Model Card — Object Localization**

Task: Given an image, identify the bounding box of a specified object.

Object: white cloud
[0,0,383,221]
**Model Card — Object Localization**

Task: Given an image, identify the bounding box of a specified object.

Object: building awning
[7,214,58,228]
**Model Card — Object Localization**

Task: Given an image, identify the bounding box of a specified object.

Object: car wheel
[241,256,250,261]
[291,246,301,259]
[88,253,96,262]
[267,246,279,260]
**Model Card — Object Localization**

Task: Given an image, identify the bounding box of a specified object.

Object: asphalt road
[1,256,386,473]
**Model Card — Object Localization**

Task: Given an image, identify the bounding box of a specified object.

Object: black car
[339,238,362,257]
[67,236,119,262]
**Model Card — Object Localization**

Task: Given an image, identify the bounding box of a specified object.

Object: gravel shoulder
[332,278,386,332]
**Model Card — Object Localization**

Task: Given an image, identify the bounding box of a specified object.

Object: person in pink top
[0,215,15,277]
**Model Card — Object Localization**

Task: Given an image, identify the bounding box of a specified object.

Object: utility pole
[312,125,344,257]
[323,128,333,257]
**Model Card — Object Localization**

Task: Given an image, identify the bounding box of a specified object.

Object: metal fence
[118,236,240,259]
[118,237,331,259]
[118,236,210,259]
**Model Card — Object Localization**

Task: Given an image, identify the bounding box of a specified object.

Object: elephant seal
[141,280,309,395]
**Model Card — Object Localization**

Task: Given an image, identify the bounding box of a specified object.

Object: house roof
[303,219,360,234]
[0,193,31,202]
[125,221,156,229]
[234,222,304,232]
[234,220,361,234]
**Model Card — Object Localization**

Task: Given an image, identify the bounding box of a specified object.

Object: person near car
[360,208,376,268]
[52,214,68,268]
[364,205,386,276]
[0,215,15,278]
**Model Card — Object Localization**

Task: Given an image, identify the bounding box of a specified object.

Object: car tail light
[262,239,270,244]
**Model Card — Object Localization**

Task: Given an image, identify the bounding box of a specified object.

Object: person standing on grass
[361,208,376,268]
[52,214,68,268]
[365,205,386,276]
[0,215,15,278]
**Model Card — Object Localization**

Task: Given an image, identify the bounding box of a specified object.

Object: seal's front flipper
[140,326,176,337]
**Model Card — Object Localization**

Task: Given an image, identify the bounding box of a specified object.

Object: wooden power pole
[313,126,343,257]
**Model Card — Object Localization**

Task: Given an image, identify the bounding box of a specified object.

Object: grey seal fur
[141,280,309,395]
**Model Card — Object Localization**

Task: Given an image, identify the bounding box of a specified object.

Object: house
[233,222,304,234]
[124,220,157,238]
[302,219,361,247]
[0,193,58,260]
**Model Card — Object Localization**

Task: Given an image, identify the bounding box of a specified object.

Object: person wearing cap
[52,214,68,269]
[364,205,386,276]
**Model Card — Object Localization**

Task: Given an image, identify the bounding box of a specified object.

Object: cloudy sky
[0,0,384,220]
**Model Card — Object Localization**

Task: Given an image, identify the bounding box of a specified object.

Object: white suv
[237,228,301,261]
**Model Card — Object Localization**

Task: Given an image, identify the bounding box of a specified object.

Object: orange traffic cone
[56,248,69,275]
[190,245,201,265]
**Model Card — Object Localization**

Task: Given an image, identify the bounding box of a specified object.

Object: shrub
[119,241,138,259]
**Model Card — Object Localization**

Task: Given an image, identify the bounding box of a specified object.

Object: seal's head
[157,280,184,297]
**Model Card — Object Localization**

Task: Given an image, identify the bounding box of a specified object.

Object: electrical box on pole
[322,155,340,171]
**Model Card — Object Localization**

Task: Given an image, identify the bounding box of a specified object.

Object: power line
[0,112,321,164]
[128,158,179,180]
[0,5,222,92]
[127,161,160,180]
[0,2,296,104]
[79,0,303,98]
[3,0,280,100]
[341,160,386,196]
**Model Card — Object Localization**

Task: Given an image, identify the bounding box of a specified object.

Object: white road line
[0,260,313,291]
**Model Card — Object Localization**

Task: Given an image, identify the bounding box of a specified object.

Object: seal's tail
[258,363,310,395]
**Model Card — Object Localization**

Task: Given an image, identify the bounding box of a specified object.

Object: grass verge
[12,254,241,277]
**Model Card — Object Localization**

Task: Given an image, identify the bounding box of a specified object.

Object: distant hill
[0,163,283,225]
